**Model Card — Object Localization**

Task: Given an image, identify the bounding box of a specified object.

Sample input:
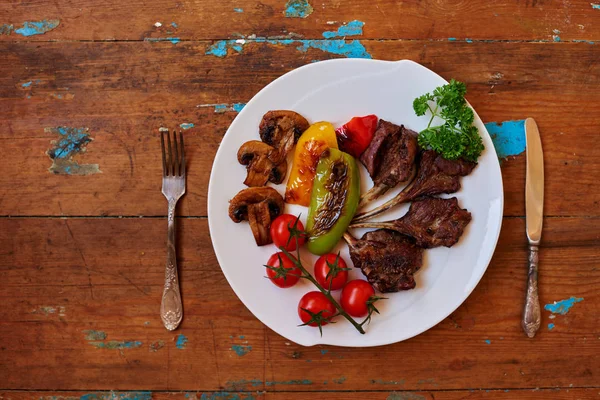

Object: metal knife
[522,117,544,338]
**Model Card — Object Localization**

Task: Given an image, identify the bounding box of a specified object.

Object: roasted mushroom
[259,110,310,162]
[228,187,285,246]
[237,140,287,187]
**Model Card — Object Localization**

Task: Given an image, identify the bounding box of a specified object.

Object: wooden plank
[1,390,599,400]
[0,41,598,217]
[1,0,600,42]
[0,217,598,390]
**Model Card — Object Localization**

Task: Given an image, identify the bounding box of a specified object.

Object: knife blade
[522,117,544,338]
[526,117,544,244]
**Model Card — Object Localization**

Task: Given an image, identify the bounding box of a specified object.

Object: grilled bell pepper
[335,114,378,158]
[285,122,338,206]
[306,148,360,255]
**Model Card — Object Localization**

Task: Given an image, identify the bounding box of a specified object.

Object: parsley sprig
[413,79,484,162]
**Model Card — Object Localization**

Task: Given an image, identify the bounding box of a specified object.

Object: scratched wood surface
[1,0,599,398]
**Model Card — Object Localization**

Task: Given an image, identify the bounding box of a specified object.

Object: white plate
[208,59,503,347]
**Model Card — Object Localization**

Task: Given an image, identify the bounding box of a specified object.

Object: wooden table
[1,1,599,398]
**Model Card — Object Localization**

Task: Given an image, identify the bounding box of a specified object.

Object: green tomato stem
[279,246,366,335]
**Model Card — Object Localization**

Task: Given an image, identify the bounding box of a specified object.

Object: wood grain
[1,217,598,390]
[1,390,599,400]
[1,0,599,42]
[0,41,598,217]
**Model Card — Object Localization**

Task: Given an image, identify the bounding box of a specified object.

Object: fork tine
[179,131,185,176]
[166,130,173,176]
[160,131,167,177]
[172,130,180,177]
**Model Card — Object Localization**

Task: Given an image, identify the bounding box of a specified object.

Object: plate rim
[208,58,504,347]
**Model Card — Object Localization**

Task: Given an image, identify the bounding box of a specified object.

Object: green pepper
[306,148,360,255]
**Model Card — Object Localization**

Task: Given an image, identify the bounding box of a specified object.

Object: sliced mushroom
[237,140,287,187]
[228,187,285,246]
[259,110,310,162]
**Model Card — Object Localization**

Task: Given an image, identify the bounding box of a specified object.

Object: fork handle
[161,198,183,330]
[522,244,541,338]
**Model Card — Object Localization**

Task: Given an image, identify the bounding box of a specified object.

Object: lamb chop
[350,197,471,248]
[359,120,418,207]
[353,150,476,222]
[343,229,423,292]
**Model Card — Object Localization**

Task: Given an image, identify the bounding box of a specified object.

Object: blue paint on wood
[484,339,491,345]
[239,335,245,339]
[144,37,180,44]
[171,22,178,28]
[592,3,600,9]
[199,394,256,400]
[205,23,371,59]
[89,341,142,349]
[22,81,32,87]
[84,330,108,341]
[548,323,555,330]
[320,349,329,355]
[233,103,246,112]
[296,39,371,58]
[231,344,252,356]
[544,297,584,315]
[180,123,195,130]
[553,35,561,42]
[448,37,457,41]
[484,119,526,158]
[234,8,244,12]
[333,376,347,384]
[0,24,14,35]
[322,20,364,38]
[176,334,188,349]
[284,0,314,18]
[79,392,152,400]
[15,20,60,36]
[573,39,596,44]
[466,39,473,43]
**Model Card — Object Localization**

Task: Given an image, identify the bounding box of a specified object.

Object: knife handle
[522,244,541,338]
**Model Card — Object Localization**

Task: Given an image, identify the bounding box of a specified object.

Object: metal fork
[160,130,186,330]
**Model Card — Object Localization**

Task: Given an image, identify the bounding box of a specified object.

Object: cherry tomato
[265,252,301,288]
[270,214,306,251]
[298,291,336,327]
[341,279,375,317]
[313,253,349,291]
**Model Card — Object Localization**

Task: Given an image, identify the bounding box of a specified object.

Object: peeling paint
[33,306,66,316]
[180,123,195,130]
[46,127,101,175]
[144,37,180,44]
[79,392,152,400]
[231,344,252,356]
[197,103,246,113]
[387,393,426,400]
[14,20,60,36]
[484,120,526,159]
[205,22,371,59]
[484,339,491,345]
[320,349,329,355]
[592,3,600,9]
[176,334,188,349]
[322,20,364,38]
[83,330,108,341]
[333,376,347,384]
[198,394,256,400]
[234,8,244,12]
[149,340,165,352]
[284,0,314,18]
[544,297,584,315]
[89,341,142,349]
[171,22,178,28]
[548,323,555,330]
[0,24,14,35]
[448,37,457,41]
[22,81,32,87]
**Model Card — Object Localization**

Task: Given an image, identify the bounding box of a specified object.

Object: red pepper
[335,115,378,158]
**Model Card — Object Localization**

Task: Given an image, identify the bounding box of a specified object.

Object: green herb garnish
[413,79,484,162]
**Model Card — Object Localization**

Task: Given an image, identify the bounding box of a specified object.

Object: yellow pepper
[285,122,338,206]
